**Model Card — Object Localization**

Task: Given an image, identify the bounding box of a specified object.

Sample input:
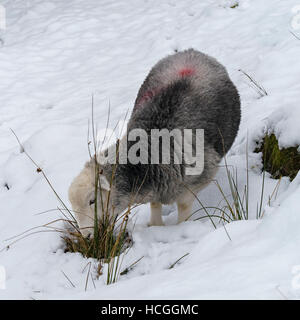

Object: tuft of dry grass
[188,140,280,225]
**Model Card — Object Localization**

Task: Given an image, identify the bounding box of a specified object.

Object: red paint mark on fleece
[134,68,195,111]
[135,88,161,109]
[178,67,195,77]
[138,90,155,104]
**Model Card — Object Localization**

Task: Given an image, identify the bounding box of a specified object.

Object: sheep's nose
[80,228,93,239]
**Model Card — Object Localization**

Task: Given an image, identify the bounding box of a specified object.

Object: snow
[1,0,300,299]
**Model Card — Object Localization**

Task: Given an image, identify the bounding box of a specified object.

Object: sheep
[68,49,241,237]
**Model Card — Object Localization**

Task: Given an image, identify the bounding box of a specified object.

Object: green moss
[255,134,300,180]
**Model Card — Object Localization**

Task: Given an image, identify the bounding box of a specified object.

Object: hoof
[147,222,165,227]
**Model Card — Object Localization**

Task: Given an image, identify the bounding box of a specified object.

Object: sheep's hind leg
[177,192,194,224]
[149,202,164,226]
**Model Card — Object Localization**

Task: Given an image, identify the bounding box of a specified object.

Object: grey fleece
[101,49,241,207]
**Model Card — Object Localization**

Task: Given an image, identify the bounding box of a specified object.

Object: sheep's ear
[85,159,94,169]
[99,174,110,191]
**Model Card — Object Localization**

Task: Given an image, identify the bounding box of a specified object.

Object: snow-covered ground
[1,0,300,299]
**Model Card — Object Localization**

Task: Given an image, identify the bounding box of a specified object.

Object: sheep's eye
[89,199,95,206]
